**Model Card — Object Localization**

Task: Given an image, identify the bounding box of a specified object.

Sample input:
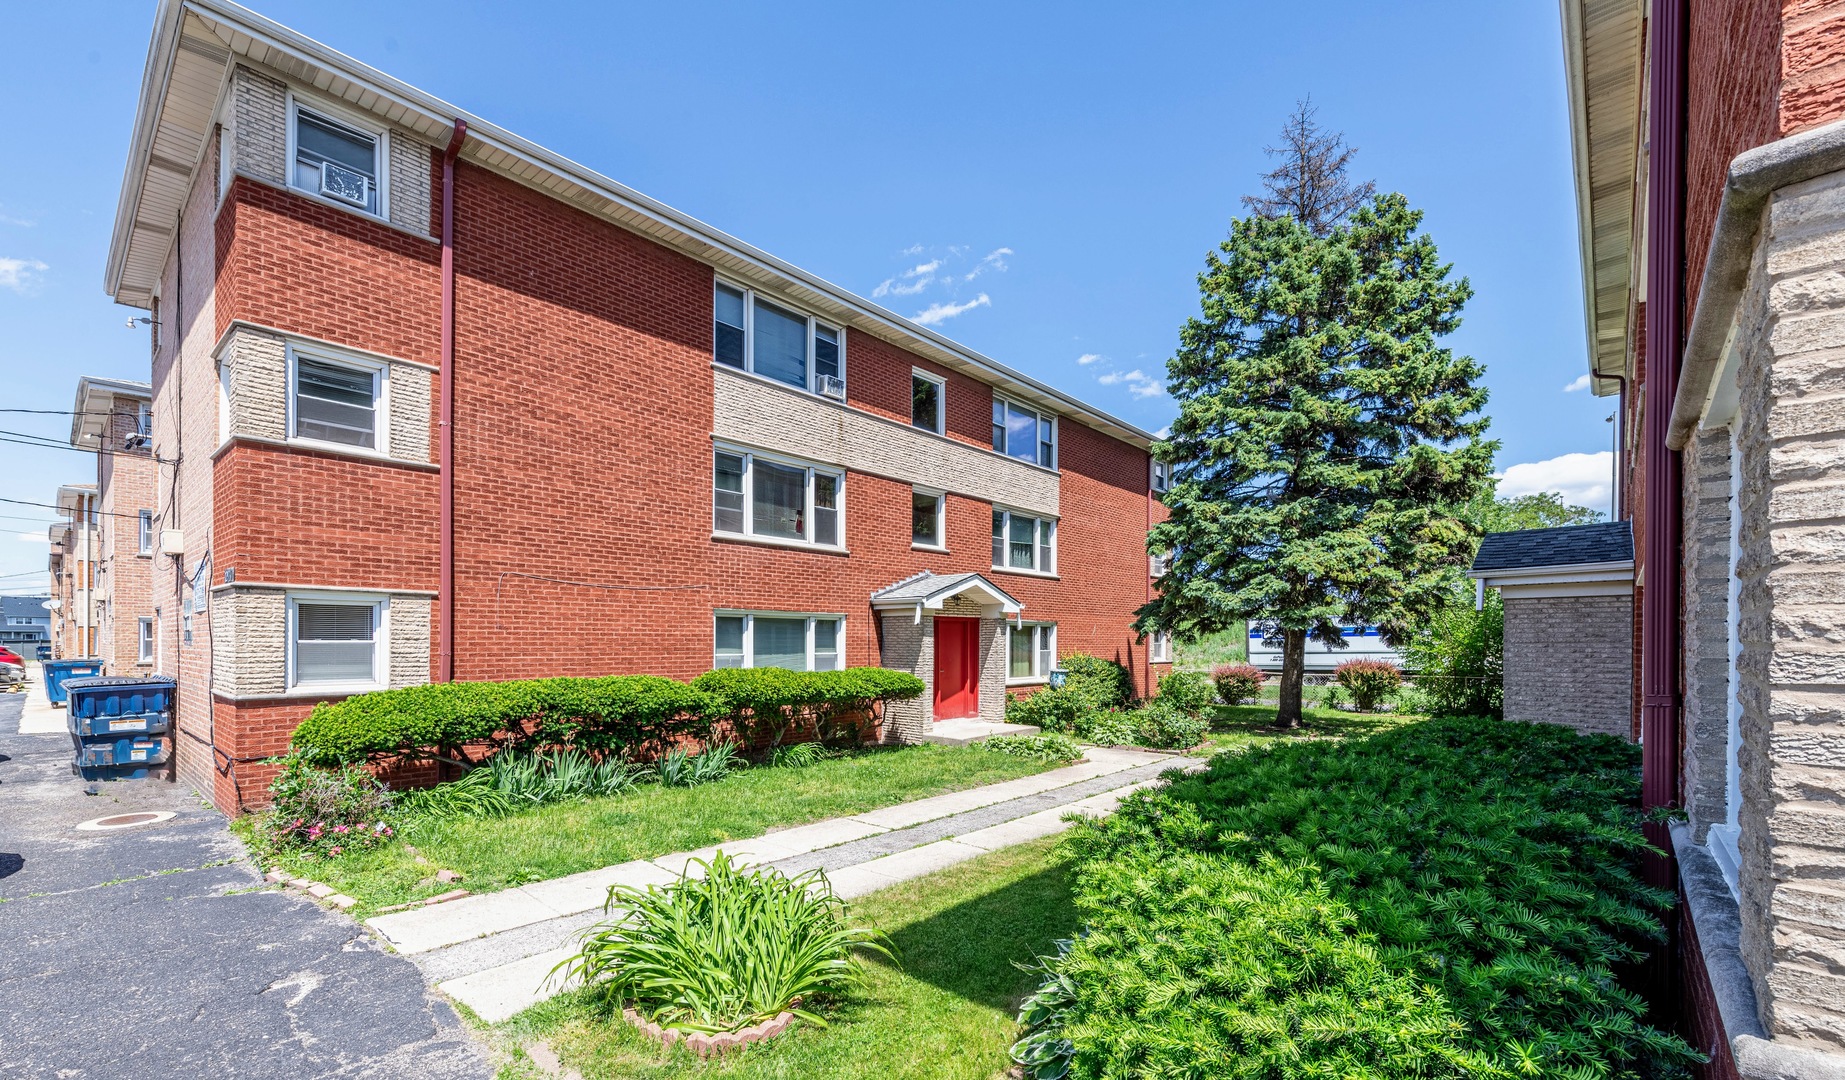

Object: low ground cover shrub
[557,851,893,1033]
[1154,670,1214,715]
[1132,699,1209,749]
[1004,686,1092,733]
[265,751,397,856]
[1059,653,1134,709]
[1210,663,1266,705]
[1023,717,1700,1079]
[1335,658,1403,711]
[1073,707,1141,747]
[980,733,1083,764]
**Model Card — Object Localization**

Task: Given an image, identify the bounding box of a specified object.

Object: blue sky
[0,0,1616,594]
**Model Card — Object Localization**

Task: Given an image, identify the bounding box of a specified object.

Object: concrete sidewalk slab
[952,807,1074,851]
[517,859,676,918]
[828,839,988,899]
[439,946,579,1023]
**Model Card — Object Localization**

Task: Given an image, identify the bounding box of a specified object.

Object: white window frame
[137,617,154,664]
[137,402,153,437]
[285,343,390,457]
[991,395,1057,470]
[991,507,1057,576]
[1710,423,1745,896]
[1149,631,1172,664]
[911,368,946,435]
[137,510,154,556]
[284,592,390,693]
[1151,459,1171,493]
[217,358,233,448]
[911,486,947,551]
[1150,549,1172,578]
[285,92,391,221]
[713,611,846,672]
[712,278,847,398]
[712,443,846,551]
[1007,622,1057,685]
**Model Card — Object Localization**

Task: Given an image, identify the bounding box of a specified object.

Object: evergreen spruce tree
[1141,114,1494,727]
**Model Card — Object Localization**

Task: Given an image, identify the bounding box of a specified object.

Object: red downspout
[439,120,466,683]
[1641,0,1687,876]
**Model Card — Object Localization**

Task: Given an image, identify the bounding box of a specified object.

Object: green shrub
[694,667,923,730]
[1133,699,1209,749]
[1401,589,1504,717]
[980,732,1083,764]
[557,851,893,1033]
[263,751,397,857]
[1335,658,1403,711]
[1209,662,1266,704]
[1025,717,1700,1079]
[1394,683,1433,715]
[1075,707,1141,748]
[1004,685,1094,734]
[1059,653,1135,709]
[1155,670,1214,715]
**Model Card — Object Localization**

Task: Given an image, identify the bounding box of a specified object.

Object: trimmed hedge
[694,666,926,746]
[1023,717,1701,1079]
[292,668,922,765]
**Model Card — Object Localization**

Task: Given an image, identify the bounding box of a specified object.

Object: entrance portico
[871,572,1020,743]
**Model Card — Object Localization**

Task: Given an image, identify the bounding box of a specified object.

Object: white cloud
[0,211,34,228]
[1098,368,1143,386]
[0,257,48,293]
[1495,451,1614,511]
[964,247,1014,280]
[1127,376,1164,398]
[1155,425,1171,439]
[873,258,946,298]
[900,244,924,256]
[1076,353,1103,366]
[1563,372,1592,393]
[913,293,990,326]
[15,533,48,544]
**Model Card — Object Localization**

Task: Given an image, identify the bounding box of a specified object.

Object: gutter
[1667,114,1845,450]
[438,120,466,683]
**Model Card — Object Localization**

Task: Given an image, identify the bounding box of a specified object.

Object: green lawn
[1172,623,1248,671]
[240,746,1054,918]
[1189,702,1423,756]
[497,836,1074,1080]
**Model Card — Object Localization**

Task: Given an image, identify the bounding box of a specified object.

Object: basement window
[714,612,844,671]
[288,595,386,690]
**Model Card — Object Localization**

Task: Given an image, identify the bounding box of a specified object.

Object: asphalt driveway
[0,693,493,1079]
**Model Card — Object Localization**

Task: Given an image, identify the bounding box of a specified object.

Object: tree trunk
[1277,629,1306,728]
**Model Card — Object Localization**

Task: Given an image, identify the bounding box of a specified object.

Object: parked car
[0,645,23,667]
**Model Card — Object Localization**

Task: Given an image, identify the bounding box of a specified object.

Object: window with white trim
[290,101,384,215]
[991,508,1055,573]
[912,488,945,549]
[713,612,843,671]
[290,347,385,450]
[1149,631,1172,664]
[288,596,385,689]
[991,396,1056,468]
[1008,622,1056,682]
[1151,459,1171,493]
[714,447,844,548]
[912,369,944,434]
[137,402,153,437]
[137,511,154,556]
[713,281,845,396]
[137,618,154,664]
[1150,550,1172,577]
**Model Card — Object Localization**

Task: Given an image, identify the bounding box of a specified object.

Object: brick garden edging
[622,1006,797,1058]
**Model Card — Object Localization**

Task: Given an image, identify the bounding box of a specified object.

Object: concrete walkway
[365,745,1195,1023]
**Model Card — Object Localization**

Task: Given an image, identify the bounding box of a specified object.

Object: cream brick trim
[713,366,1058,517]
[211,584,431,699]
[214,324,435,467]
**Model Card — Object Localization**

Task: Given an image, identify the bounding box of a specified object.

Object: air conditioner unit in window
[816,375,846,400]
[319,161,370,207]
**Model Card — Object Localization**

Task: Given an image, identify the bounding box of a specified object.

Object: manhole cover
[76,811,176,832]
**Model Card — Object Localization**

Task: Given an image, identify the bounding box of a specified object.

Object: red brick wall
[1685,0,1781,318]
[203,156,1163,807]
[1780,0,1845,135]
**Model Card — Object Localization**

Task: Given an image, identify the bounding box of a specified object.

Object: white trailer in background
[1246,624,1408,674]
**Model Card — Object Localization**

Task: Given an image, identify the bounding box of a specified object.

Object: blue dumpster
[43,659,103,706]
[64,676,176,781]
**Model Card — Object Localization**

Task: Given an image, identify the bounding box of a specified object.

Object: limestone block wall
[1728,164,1845,1051]
[878,610,930,743]
[1683,428,1736,840]
[218,325,434,464]
[209,586,430,698]
[1501,593,1634,739]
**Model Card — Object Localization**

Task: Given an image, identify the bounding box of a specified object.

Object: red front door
[934,617,980,720]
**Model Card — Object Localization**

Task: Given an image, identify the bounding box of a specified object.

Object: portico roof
[870,571,1022,615]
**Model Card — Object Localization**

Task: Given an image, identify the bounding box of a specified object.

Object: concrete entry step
[920,718,1040,746]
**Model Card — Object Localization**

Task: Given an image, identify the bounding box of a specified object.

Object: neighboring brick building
[106,2,1170,811]
[1561,0,1845,1073]
[48,485,98,660]
[67,376,158,674]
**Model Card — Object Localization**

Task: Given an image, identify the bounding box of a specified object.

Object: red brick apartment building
[47,377,159,673]
[1558,0,1845,1074]
[107,1,1172,812]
